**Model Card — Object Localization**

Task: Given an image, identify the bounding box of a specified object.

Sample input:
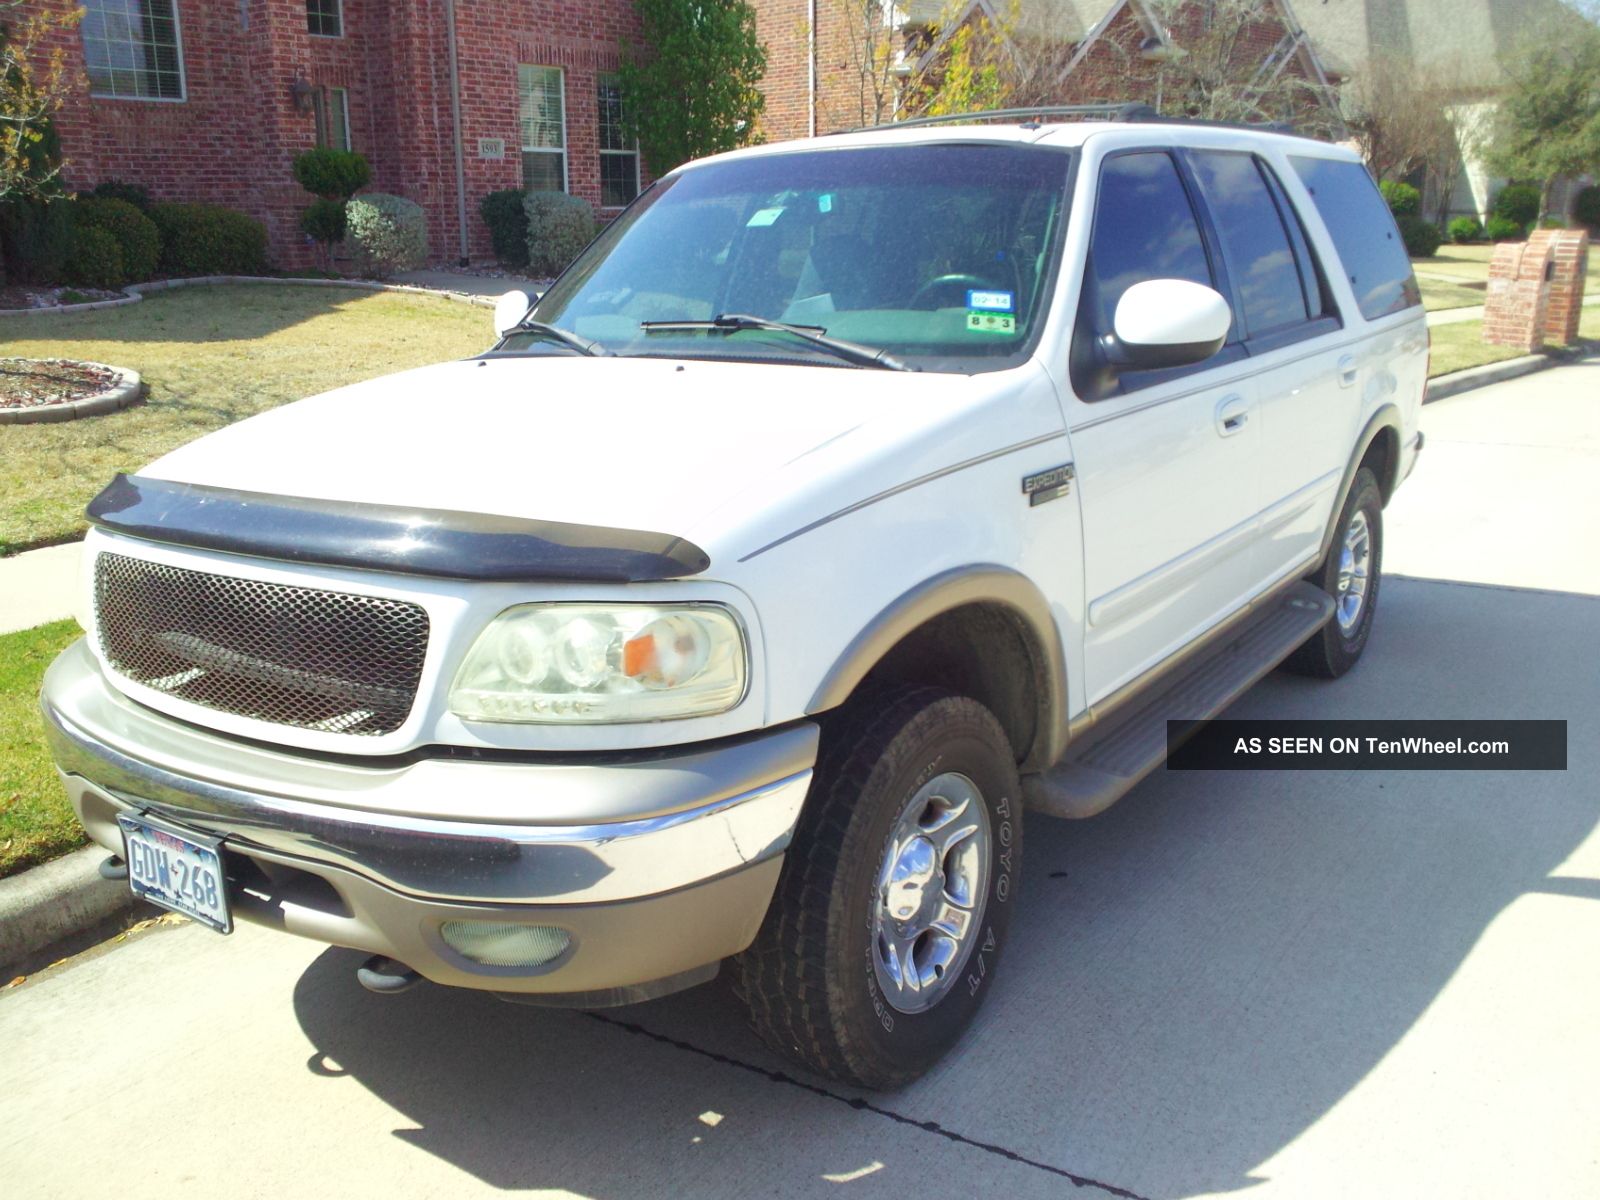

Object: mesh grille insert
[94,552,429,737]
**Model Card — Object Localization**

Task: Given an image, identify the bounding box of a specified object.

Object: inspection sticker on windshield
[967,311,1016,334]
[967,290,1014,312]
[746,206,785,227]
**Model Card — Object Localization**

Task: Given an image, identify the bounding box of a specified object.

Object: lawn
[1412,243,1600,289]
[0,285,492,557]
[0,620,84,879]
[1416,277,1486,313]
[1427,319,1535,377]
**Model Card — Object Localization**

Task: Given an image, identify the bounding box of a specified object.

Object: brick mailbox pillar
[1483,229,1590,351]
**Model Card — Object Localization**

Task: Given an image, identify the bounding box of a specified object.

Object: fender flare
[804,564,1069,770]
[1318,405,1403,568]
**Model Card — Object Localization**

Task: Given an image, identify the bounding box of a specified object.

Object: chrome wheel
[1335,508,1372,635]
[871,772,990,1014]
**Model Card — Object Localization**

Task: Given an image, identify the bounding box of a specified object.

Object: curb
[0,274,499,317]
[0,363,143,425]
[0,844,138,971]
[1424,340,1596,403]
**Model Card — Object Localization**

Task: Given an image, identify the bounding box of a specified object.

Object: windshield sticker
[967,289,1014,312]
[746,206,785,227]
[817,193,834,213]
[967,311,1017,335]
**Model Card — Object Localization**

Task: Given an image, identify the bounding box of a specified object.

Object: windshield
[516,143,1074,373]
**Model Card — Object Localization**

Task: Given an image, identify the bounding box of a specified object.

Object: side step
[1025,581,1334,819]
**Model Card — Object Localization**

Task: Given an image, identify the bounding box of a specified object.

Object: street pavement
[4,358,1598,1200]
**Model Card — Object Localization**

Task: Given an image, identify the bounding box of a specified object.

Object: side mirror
[1109,279,1232,371]
[493,289,535,339]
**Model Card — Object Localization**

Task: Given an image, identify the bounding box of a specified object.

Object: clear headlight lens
[450,603,747,724]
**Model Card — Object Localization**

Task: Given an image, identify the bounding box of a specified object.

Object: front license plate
[118,812,233,934]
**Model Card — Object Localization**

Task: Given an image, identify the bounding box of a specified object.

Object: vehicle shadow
[293,576,1599,1199]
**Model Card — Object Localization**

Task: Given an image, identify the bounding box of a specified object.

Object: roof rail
[838,102,1304,139]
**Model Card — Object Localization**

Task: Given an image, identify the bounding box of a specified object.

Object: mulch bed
[0,284,124,311]
[0,359,118,412]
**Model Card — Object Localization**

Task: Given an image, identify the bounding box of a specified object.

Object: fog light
[439,921,570,967]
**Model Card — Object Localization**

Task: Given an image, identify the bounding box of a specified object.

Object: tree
[1,0,80,202]
[621,0,767,175]
[1489,13,1600,215]
[1343,50,1477,224]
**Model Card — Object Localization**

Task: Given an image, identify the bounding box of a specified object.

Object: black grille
[94,552,429,737]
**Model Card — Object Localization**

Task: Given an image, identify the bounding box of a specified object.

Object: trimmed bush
[149,202,269,275]
[1538,214,1568,229]
[1491,182,1540,228]
[1576,185,1600,232]
[345,193,427,277]
[1484,215,1525,242]
[1379,180,1421,217]
[90,179,152,211]
[292,148,371,201]
[1395,213,1441,258]
[0,198,75,284]
[1447,216,1484,244]
[299,197,348,246]
[73,196,160,282]
[524,190,595,277]
[62,224,125,289]
[479,188,530,266]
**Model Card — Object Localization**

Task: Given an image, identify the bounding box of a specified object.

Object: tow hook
[356,954,423,994]
[98,855,129,881]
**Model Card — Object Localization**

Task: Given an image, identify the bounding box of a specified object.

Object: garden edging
[0,363,144,426]
[0,274,497,318]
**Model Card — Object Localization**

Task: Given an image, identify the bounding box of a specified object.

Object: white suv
[42,111,1427,1089]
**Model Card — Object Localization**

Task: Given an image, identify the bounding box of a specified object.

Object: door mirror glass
[1110,279,1232,370]
[493,289,535,338]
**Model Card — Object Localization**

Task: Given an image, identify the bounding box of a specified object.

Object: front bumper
[42,640,816,1002]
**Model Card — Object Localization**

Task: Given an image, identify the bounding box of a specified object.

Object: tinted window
[1190,151,1308,336]
[1290,157,1421,320]
[1085,152,1214,337]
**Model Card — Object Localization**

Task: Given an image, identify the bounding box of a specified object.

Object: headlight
[449,603,747,724]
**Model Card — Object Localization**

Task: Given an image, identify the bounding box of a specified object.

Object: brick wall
[46,0,644,267]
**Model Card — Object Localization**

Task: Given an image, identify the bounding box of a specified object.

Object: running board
[1025,582,1335,819]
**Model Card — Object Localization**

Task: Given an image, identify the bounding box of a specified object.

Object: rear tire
[734,686,1022,1090]
[1286,466,1383,679]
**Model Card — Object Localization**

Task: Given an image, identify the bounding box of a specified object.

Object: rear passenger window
[1189,151,1308,337]
[1290,157,1421,320]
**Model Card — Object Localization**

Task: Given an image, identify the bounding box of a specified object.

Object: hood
[143,355,996,560]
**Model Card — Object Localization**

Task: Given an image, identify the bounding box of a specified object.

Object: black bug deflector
[86,473,711,583]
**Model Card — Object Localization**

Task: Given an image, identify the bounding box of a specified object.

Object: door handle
[1215,394,1251,437]
[1338,355,1359,388]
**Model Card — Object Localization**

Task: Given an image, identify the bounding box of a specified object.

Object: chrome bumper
[42,639,815,998]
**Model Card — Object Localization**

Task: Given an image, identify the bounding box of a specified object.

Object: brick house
[43,0,650,267]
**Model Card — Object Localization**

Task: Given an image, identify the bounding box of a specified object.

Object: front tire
[734,686,1022,1090]
[1286,466,1383,679]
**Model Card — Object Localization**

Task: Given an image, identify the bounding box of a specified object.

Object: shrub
[1538,214,1568,229]
[1447,216,1484,244]
[1484,215,1525,242]
[523,190,595,277]
[345,193,428,277]
[0,198,75,284]
[292,148,371,201]
[1379,180,1421,217]
[1395,213,1441,257]
[148,202,269,275]
[73,196,160,281]
[479,188,530,266]
[90,179,152,211]
[299,197,348,246]
[1491,182,1541,228]
[62,224,125,289]
[1576,185,1600,232]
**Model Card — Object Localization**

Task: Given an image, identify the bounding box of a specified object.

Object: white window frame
[596,72,640,210]
[306,0,343,39]
[518,65,569,194]
[330,86,351,151]
[82,0,189,103]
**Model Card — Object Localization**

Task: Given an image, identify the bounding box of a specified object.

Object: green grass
[1413,242,1600,290]
[0,621,85,879]
[0,285,492,557]
[1427,320,1532,377]
[1417,277,1486,312]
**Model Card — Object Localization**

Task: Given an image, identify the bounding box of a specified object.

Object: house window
[597,74,640,208]
[81,0,186,101]
[306,0,342,38]
[312,87,352,151]
[519,66,567,192]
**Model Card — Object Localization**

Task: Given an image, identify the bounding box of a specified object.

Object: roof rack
[841,102,1302,138]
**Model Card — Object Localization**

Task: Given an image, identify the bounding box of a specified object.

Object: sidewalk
[1426,292,1600,327]
[0,542,80,636]
[391,268,548,298]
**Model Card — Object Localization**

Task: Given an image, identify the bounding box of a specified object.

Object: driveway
[5,359,1598,1200]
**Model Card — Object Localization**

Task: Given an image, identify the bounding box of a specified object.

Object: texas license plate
[118,812,233,934]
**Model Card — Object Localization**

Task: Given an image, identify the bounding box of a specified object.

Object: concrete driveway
[5,360,1598,1200]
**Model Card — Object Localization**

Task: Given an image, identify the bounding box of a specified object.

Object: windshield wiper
[638,313,910,371]
[500,319,608,357]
